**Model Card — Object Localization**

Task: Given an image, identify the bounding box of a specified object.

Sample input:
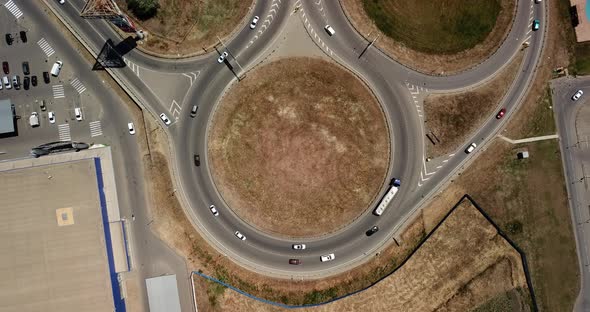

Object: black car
[366,226,379,236]
[43,71,50,84]
[5,33,13,45]
[2,61,8,74]
[23,76,30,90]
[31,75,37,86]
[19,31,27,43]
[22,62,29,75]
[194,154,200,167]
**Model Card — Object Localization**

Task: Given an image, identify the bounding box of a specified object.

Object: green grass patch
[361,0,501,54]
[523,87,556,137]
[574,42,590,75]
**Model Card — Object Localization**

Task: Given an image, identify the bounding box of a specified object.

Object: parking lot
[0,4,105,158]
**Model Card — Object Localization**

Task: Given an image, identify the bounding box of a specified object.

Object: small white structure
[517,151,529,159]
[145,275,182,312]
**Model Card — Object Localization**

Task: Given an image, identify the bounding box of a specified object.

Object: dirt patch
[423,50,524,158]
[340,0,515,75]
[209,200,529,312]
[208,57,389,238]
[114,0,252,57]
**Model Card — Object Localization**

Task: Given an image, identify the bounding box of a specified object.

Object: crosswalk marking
[89,121,103,137]
[52,84,65,98]
[4,0,23,19]
[37,38,55,57]
[70,78,86,94]
[58,124,71,141]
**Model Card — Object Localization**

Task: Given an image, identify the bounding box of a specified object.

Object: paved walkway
[498,134,559,144]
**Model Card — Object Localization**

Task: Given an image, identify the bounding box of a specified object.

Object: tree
[126,0,159,20]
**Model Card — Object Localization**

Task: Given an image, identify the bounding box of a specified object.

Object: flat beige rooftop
[0,159,113,312]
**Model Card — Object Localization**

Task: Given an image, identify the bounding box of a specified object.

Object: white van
[29,112,39,127]
[50,61,63,77]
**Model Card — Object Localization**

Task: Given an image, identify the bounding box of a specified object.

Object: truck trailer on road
[373,178,401,216]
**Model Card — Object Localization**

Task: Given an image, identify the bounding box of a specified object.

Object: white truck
[373,178,401,216]
[29,112,39,127]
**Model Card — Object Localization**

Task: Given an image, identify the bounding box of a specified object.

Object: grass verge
[361,0,501,54]
[115,0,251,56]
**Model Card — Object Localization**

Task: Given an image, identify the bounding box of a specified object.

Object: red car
[2,61,8,74]
[496,108,506,119]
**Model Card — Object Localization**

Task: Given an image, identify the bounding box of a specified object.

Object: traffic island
[208,57,390,238]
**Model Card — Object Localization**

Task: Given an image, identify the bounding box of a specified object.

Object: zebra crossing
[89,121,103,137]
[4,0,23,19]
[70,78,86,94]
[52,85,65,98]
[58,124,71,141]
[37,38,55,57]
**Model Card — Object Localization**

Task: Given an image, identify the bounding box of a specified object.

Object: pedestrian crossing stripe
[37,38,55,57]
[4,0,23,19]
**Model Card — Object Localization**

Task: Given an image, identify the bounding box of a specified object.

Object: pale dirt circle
[208,57,390,238]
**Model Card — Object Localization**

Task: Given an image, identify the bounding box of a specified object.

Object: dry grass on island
[208,57,390,238]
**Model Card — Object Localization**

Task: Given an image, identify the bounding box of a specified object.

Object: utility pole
[217,36,246,80]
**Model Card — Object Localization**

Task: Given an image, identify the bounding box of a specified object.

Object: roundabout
[208,57,389,238]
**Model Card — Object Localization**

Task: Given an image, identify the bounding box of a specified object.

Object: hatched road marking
[37,38,55,57]
[58,124,71,141]
[4,0,23,19]
[52,84,65,98]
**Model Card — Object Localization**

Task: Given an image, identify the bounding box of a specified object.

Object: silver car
[572,90,584,101]
[292,244,306,250]
[159,113,171,125]
[235,231,246,241]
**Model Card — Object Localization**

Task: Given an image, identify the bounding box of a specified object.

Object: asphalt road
[552,77,590,312]
[40,0,547,280]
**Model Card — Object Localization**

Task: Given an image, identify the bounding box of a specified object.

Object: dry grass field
[115,0,251,56]
[423,51,524,158]
[208,57,389,238]
[340,0,515,75]
[206,199,530,312]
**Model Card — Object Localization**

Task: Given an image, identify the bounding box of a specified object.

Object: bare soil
[208,57,389,238]
[340,0,515,75]
[114,0,252,57]
[423,51,524,158]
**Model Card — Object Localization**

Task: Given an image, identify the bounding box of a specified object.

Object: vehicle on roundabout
[209,205,219,216]
[217,51,228,63]
[320,253,335,262]
[250,16,259,29]
[366,226,379,236]
[465,142,477,154]
[292,244,306,250]
[289,259,301,265]
[159,113,171,125]
[235,231,246,241]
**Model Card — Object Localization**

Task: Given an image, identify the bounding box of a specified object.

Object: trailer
[373,178,401,216]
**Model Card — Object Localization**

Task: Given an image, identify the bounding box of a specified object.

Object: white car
[234,231,246,241]
[74,107,82,121]
[217,51,228,63]
[48,111,55,124]
[292,244,306,250]
[3,76,11,89]
[324,25,335,36]
[320,253,335,262]
[250,16,259,29]
[572,90,584,101]
[465,142,477,154]
[59,0,65,3]
[209,205,219,216]
[127,122,135,135]
[159,113,171,125]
